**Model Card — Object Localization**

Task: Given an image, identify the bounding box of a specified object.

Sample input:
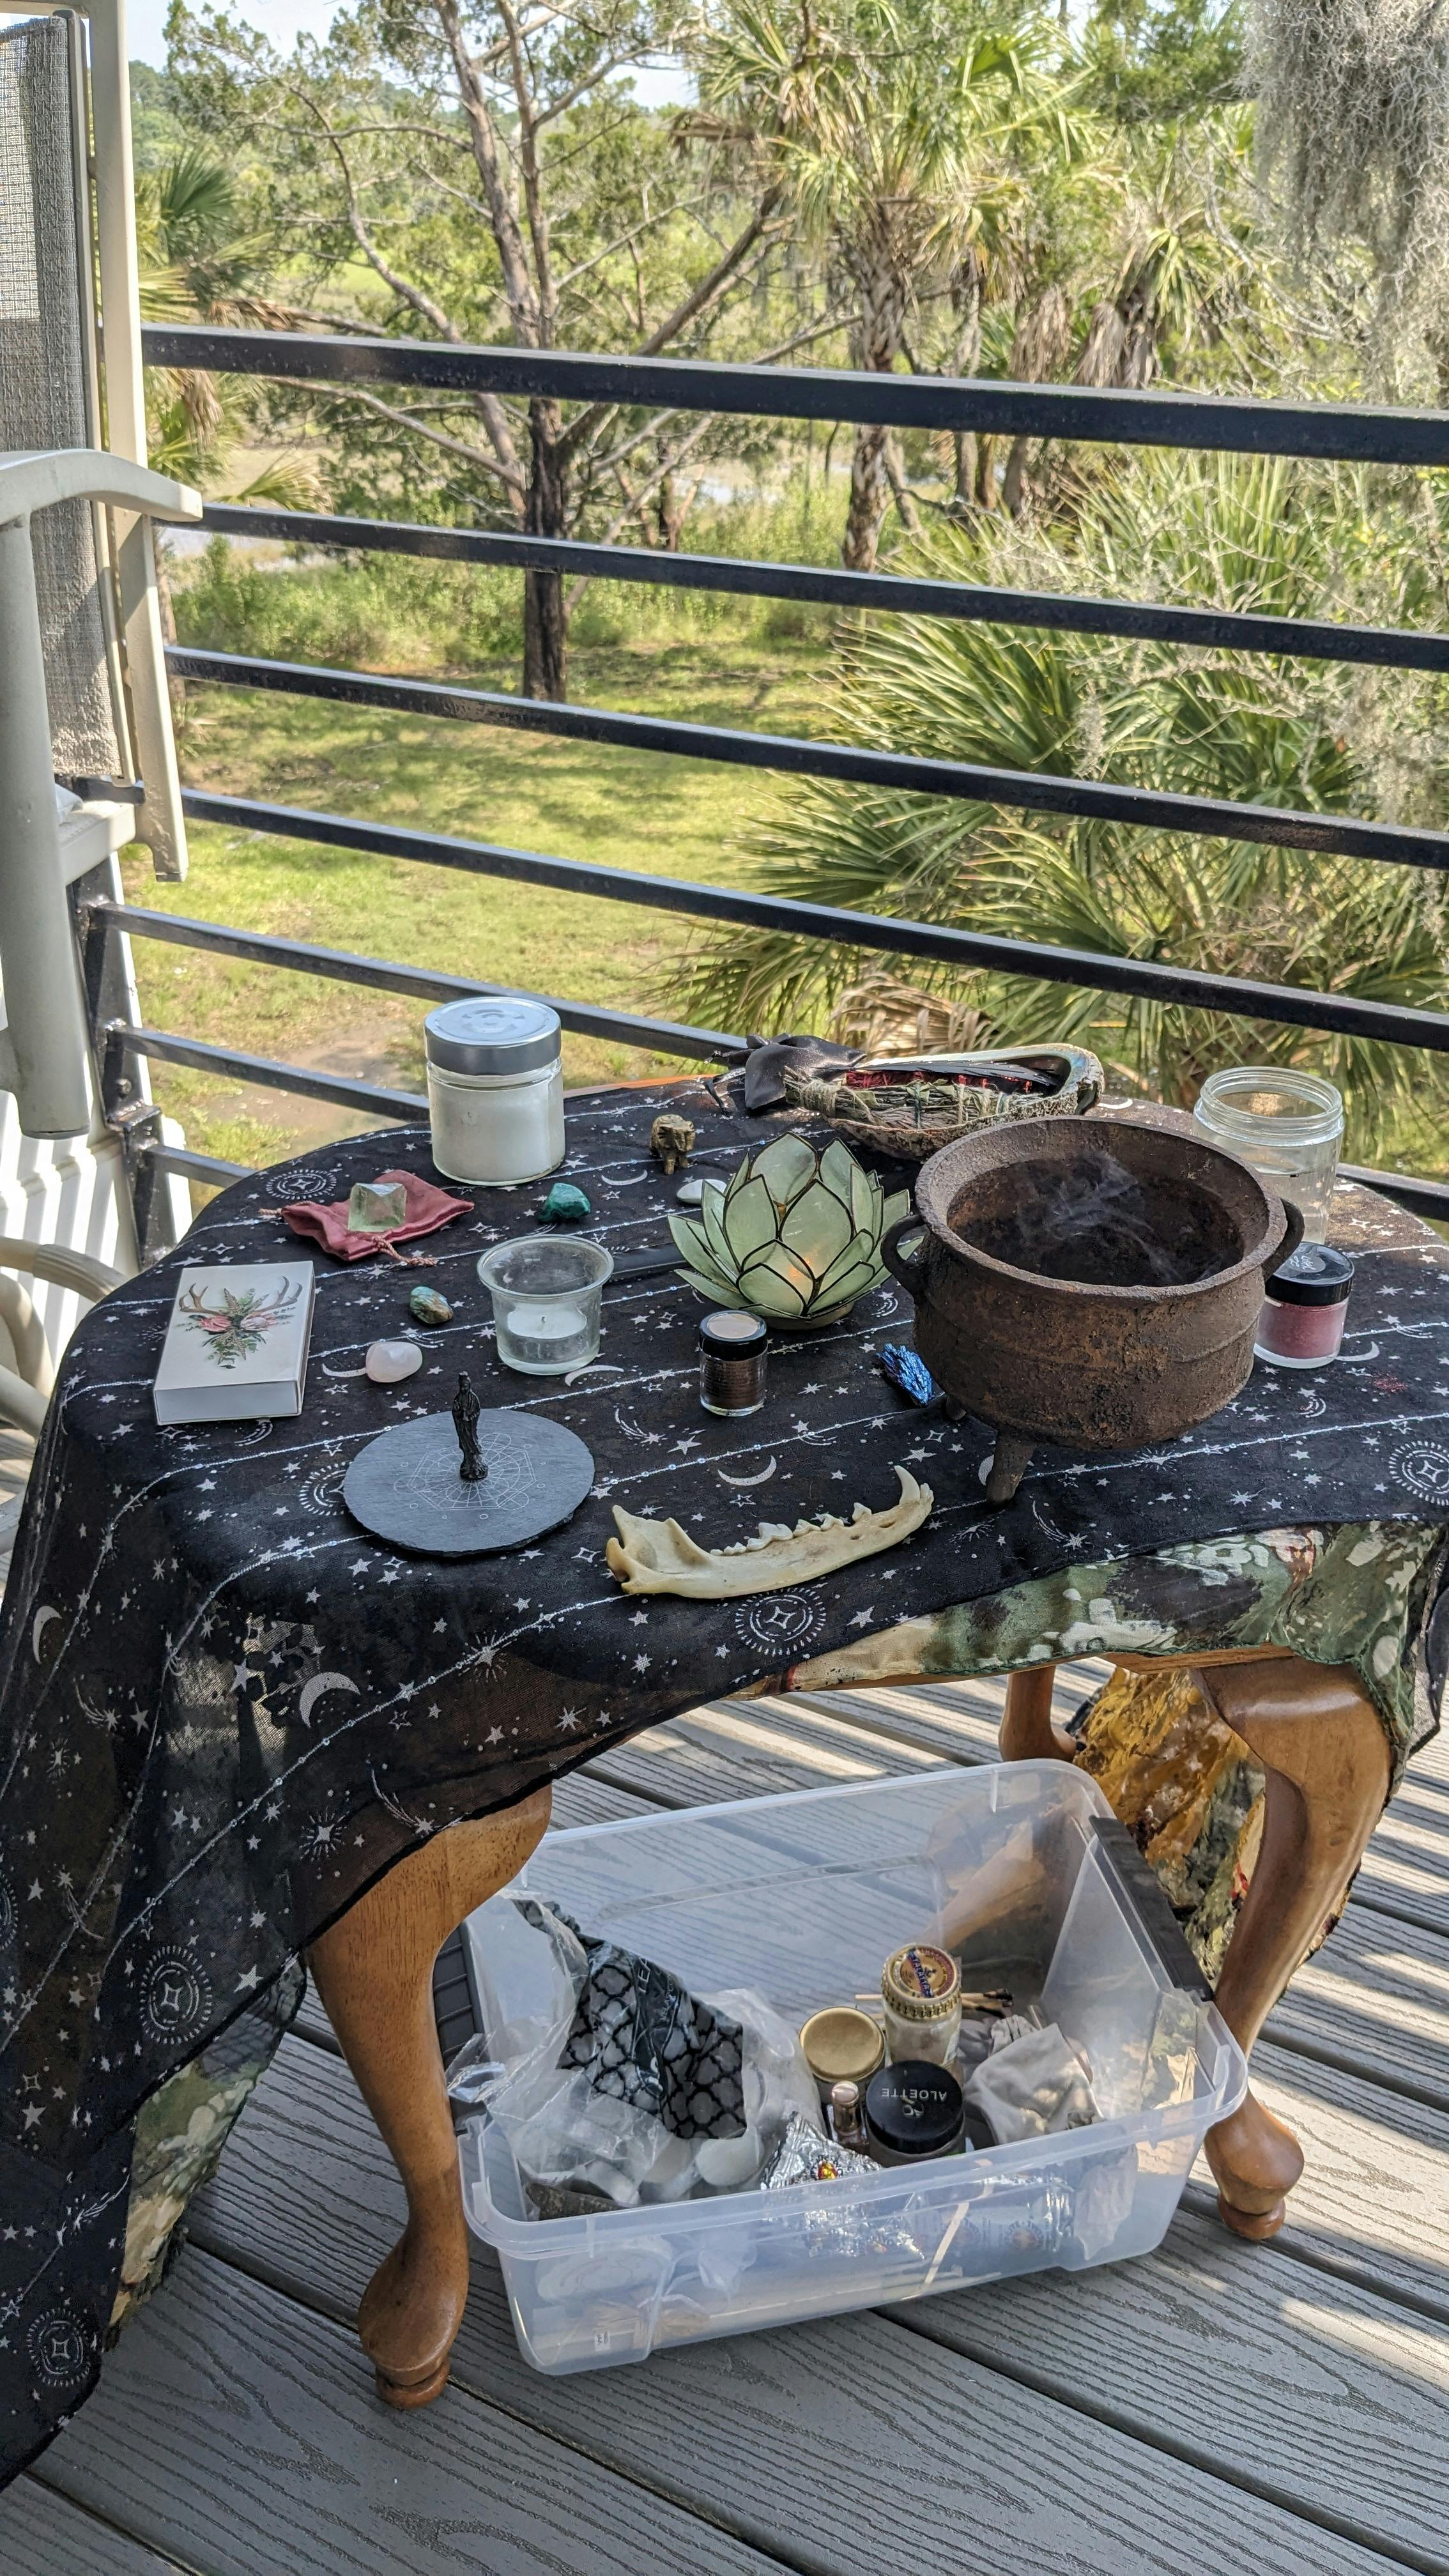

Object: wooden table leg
[998,1648,1390,2242]
[1000,1664,1078,1763]
[1191,1657,1388,2241]
[307,1786,550,2408]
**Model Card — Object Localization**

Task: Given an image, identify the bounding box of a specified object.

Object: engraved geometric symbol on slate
[27,2304,96,2387]
[141,1945,212,2041]
[733,1591,825,1654]
[1392,1443,1449,1504]
[395,1420,540,1511]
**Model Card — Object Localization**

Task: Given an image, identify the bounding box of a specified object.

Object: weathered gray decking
[8,1664,1449,2576]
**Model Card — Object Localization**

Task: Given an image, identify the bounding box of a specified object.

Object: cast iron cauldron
[881,1108,1302,1503]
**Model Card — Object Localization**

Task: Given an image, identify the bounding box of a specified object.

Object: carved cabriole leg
[999,1646,1391,2244]
[308,1787,550,2407]
[1000,1662,1077,1763]
[1189,1656,1389,2241]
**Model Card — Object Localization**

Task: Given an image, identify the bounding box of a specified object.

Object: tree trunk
[843,422,892,570]
[841,249,904,573]
[523,397,569,700]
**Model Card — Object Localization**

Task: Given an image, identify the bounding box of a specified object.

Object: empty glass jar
[1192,1066,1344,1243]
[477,1234,612,1376]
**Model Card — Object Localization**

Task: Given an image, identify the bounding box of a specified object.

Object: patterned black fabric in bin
[546,1905,746,2141]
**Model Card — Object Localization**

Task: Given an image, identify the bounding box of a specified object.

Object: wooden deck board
[40,2249,792,2576]
[0,2478,190,2574]
[187,2035,1407,2576]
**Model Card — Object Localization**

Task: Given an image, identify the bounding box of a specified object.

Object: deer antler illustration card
[153,1263,316,1424]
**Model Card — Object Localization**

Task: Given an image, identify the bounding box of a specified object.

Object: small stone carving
[452,1372,487,1483]
[651,1112,695,1174]
[605,1467,932,1597]
[409,1284,454,1326]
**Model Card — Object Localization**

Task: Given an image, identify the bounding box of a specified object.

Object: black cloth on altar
[4,1076,1449,2476]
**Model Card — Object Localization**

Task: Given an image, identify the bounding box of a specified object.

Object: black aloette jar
[862,2058,967,2165]
[699,1310,768,1417]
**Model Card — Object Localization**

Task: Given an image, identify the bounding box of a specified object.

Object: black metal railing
[98,323,1449,1245]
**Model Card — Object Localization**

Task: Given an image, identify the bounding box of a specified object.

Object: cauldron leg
[985,1432,1034,1505]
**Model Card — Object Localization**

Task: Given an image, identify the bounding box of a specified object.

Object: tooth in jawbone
[604,1468,934,1599]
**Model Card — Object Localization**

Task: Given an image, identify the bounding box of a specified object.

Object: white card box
[153,1263,316,1425]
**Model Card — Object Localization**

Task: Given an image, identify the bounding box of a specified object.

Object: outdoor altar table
[2,1074,1448,2474]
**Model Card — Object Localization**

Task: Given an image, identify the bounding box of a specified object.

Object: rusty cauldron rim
[902,1107,1297,1303]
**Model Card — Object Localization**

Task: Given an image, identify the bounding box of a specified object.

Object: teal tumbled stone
[538,1181,592,1223]
[408,1284,454,1326]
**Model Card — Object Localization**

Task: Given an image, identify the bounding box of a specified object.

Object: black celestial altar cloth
[4,1076,1449,2476]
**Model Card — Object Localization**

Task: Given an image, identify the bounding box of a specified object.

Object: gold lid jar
[799,2005,885,2090]
[881,1943,962,2067]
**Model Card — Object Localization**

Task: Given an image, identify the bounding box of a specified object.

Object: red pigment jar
[1254,1244,1354,1369]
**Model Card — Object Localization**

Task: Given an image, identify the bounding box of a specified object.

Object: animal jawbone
[604,1467,933,1598]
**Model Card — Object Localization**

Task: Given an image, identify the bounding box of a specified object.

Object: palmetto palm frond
[680,453,1449,1155]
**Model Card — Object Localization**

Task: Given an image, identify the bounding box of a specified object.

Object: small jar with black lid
[862,2058,967,2165]
[699,1310,767,1416]
[1255,1243,1354,1370]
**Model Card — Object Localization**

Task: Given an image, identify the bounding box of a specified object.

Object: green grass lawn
[127,623,831,1172]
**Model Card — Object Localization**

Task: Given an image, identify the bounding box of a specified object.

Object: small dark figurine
[651,1112,695,1175]
[452,1372,487,1483]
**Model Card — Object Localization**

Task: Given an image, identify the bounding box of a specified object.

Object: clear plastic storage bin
[459,1762,1246,2374]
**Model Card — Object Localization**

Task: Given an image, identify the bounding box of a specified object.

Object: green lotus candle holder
[669,1133,910,1330]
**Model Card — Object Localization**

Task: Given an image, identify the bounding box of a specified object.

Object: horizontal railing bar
[140,1140,251,1186]
[181,788,1449,1057]
[1339,1160,1449,1220]
[143,326,1449,469]
[199,502,1449,676]
[87,901,742,1062]
[169,644,1449,874]
[108,1021,425,1119]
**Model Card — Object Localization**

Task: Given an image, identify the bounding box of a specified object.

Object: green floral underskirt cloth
[115,1518,1444,2333]
[792,1517,1448,1981]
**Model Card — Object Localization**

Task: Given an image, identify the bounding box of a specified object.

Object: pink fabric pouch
[281,1166,473,1262]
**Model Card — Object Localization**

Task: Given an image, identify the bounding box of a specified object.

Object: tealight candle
[476,1232,613,1377]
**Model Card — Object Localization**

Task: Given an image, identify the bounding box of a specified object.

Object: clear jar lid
[1195,1066,1343,1147]
[425,996,560,1075]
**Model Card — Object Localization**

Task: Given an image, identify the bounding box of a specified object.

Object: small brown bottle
[829,2080,868,2152]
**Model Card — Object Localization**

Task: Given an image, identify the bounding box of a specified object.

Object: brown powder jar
[699,1310,768,1416]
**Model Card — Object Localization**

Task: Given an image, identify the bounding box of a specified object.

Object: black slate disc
[343,1407,595,1556]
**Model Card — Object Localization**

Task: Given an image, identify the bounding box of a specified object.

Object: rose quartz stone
[365,1338,424,1384]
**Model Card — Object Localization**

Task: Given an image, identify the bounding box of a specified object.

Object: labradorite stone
[408,1285,454,1326]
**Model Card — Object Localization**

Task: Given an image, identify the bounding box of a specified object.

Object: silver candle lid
[425,997,561,1075]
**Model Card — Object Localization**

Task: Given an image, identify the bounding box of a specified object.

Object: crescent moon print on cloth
[298,1671,361,1724]
[5,1089,1449,2485]
[717,1457,778,1487]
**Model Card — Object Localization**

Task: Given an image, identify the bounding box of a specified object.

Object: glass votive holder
[476,1234,612,1376]
[1193,1066,1343,1243]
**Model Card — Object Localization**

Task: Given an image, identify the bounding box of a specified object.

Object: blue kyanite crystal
[878,1343,938,1405]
